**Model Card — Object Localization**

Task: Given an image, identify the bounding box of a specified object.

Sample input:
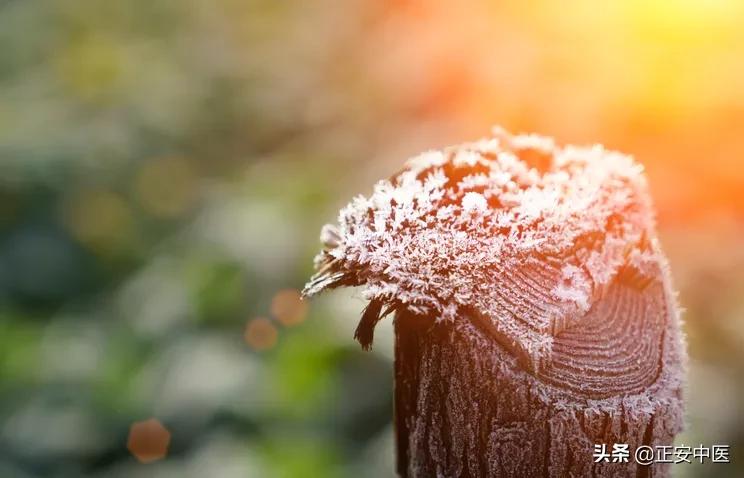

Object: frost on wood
[304,127,685,477]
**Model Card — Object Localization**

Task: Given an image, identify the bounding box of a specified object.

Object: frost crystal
[304,127,658,367]
[462,192,488,213]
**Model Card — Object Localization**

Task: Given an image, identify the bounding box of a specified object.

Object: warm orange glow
[127,418,171,464]
[270,289,308,327]
[244,317,279,351]
[370,0,744,223]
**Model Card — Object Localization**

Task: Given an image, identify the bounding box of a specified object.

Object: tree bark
[393,257,684,478]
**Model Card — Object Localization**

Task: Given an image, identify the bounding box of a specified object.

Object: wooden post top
[304,126,683,401]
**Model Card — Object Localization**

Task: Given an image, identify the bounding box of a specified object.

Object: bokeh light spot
[135,156,198,218]
[63,189,133,253]
[127,418,171,464]
[270,289,308,327]
[55,35,127,101]
[244,317,279,351]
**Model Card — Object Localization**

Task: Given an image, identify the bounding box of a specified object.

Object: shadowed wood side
[394,270,684,478]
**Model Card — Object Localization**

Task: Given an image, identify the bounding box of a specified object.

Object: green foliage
[0,0,394,476]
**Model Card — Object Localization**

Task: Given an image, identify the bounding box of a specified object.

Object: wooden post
[305,128,685,477]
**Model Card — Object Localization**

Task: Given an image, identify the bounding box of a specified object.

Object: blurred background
[0,0,742,476]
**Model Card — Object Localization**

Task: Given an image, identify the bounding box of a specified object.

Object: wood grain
[393,254,684,477]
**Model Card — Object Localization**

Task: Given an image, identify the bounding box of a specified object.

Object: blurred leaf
[189,259,246,326]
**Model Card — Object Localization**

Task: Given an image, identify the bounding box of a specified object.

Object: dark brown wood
[393,269,684,478]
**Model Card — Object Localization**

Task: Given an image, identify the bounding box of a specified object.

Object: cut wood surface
[304,127,685,477]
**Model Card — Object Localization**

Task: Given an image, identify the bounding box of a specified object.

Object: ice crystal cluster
[304,127,659,368]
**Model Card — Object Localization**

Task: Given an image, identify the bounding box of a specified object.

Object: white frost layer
[305,127,655,337]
